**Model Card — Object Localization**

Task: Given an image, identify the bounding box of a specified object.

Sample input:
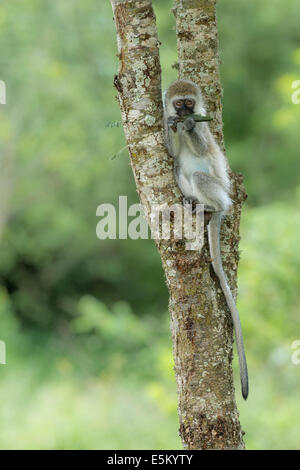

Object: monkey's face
[173,98,195,117]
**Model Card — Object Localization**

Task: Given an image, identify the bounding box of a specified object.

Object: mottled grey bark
[110,0,246,449]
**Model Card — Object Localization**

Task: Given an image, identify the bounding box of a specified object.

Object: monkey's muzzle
[177,105,193,117]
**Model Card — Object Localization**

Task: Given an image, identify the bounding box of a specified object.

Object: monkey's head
[164,79,206,117]
[173,97,195,117]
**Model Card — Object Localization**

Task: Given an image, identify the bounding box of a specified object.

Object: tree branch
[110,0,246,449]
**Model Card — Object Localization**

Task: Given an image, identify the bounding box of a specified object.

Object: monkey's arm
[182,117,208,155]
[164,116,181,158]
[182,117,231,193]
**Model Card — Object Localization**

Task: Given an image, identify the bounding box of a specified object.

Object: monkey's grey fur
[163,79,248,400]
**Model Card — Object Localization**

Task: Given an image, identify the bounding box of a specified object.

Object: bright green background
[0,0,300,449]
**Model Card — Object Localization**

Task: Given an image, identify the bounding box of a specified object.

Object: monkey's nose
[178,108,191,117]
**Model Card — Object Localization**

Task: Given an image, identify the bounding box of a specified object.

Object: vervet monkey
[163,79,248,399]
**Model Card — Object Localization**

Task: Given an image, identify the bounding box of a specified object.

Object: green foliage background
[0,0,299,449]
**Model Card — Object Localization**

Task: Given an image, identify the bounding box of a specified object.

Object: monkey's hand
[183,117,195,132]
[167,116,180,133]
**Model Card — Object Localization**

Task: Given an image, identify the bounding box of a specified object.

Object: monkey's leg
[191,172,231,213]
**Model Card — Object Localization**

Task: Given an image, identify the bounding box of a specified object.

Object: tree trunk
[110,0,246,450]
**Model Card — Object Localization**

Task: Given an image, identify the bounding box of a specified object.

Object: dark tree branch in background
[0,150,13,237]
[110,0,246,449]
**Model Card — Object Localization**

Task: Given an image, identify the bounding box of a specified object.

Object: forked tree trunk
[110,0,246,449]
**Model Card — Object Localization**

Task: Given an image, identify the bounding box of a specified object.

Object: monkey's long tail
[208,212,249,400]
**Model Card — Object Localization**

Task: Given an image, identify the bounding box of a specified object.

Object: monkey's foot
[183,196,197,205]
[183,196,197,213]
[182,200,220,225]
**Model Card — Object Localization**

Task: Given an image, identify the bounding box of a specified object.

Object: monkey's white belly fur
[177,149,210,200]
[177,148,231,211]
[180,150,210,175]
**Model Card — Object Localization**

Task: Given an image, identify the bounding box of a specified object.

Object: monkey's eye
[185,99,194,107]
[174,100,183,108]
